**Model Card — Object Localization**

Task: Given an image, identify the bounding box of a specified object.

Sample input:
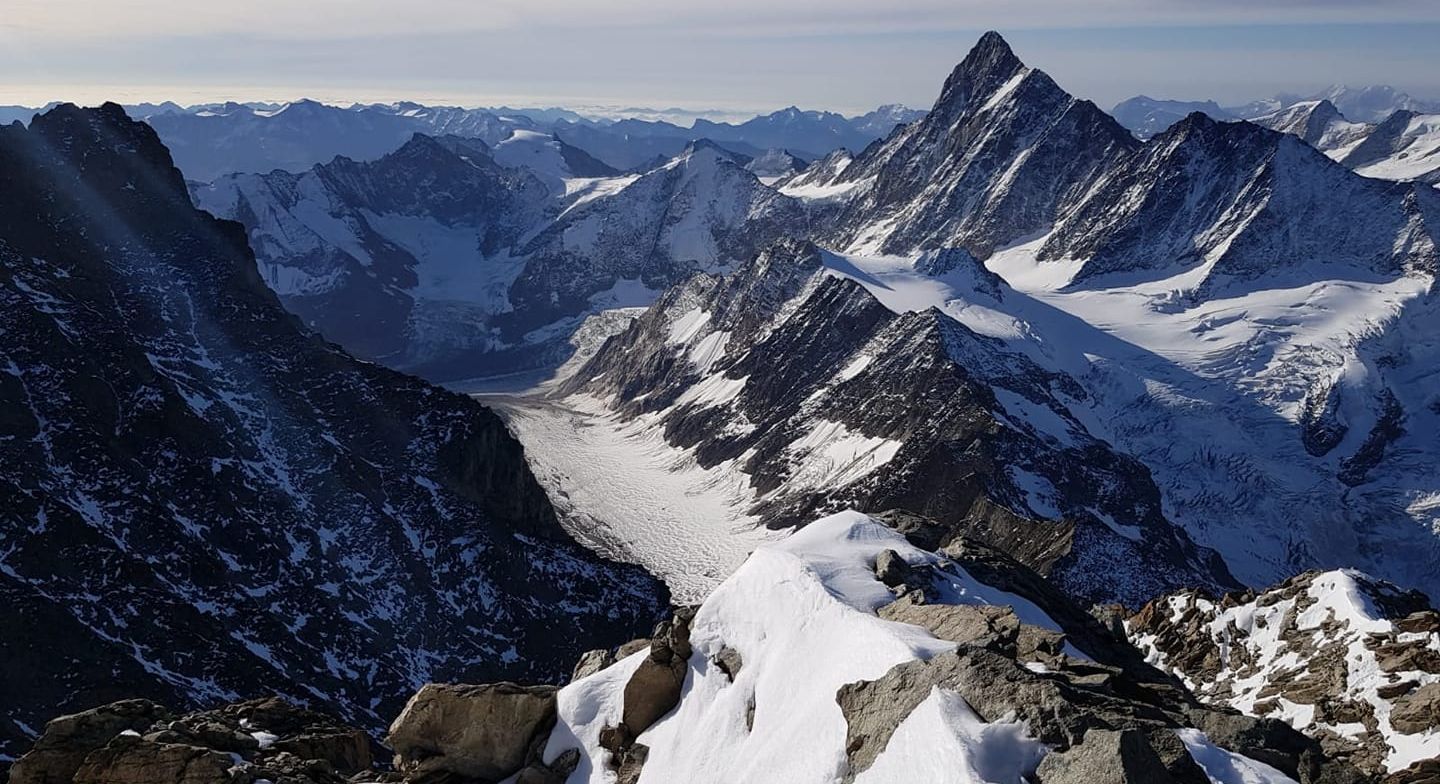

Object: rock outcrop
[528,511,1374,783]
[10,698,376,784]
[1128,570,1440,778]
[386,682,558,782]
[0,102,667,763]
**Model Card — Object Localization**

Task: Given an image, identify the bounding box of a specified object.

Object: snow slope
[535,511,1302,784]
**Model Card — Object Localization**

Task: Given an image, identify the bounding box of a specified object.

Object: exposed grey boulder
[1390,683,1440,734]
[712,646,744,681]
[877,592,1021,651]
[1032,729,1179,784]
[387,682,559,782]
[71,734,243,784]
[572,649,617,681]
[620,612,695,734]
[873,549,915,587]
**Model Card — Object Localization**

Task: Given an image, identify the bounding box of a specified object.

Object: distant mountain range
[1113,84,1440,139]
[547,31,1440,609]
[0,99,924,182]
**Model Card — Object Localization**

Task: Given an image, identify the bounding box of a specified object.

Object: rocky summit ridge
[15,511,1437,784]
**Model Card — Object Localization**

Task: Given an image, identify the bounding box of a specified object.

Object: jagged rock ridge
[564,238,1236,606]
[1129,570,1440,777]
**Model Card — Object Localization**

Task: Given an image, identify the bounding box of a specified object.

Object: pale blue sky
[4,1,1439,114]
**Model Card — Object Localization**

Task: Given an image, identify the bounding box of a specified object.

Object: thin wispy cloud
[5,1,1439,110]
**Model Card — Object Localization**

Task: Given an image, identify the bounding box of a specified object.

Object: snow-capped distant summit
[850,103,926,137]
[1110,95,1235,139]
[1306,84,1440,123]
[1249,99,1366,149]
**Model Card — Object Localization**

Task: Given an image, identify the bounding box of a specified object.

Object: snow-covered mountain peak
[932,30,1033,118]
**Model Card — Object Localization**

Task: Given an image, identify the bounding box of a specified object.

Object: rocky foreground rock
[9,697,373,784]
[13,511,1438,784]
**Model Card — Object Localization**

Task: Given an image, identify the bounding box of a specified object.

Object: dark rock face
[567,238,1236,606]
[824,32,1138,257]
[0,103,666,764]
[1041,114,1437,296]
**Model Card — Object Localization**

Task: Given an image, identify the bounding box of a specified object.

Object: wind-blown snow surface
[816,242,1440,600]
[534,511,1275,784]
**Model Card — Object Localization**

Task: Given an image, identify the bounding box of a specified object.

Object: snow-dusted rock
[563,238,1236,605]
[532,510,1360,784]
[1128,570,1440,776]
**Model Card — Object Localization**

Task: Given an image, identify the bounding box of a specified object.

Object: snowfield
[495,394,777,603]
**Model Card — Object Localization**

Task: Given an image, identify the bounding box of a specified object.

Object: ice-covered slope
[1302,85,1440,124]
[534,510,1355,784]
[1252,102,1440,186]
[559,239,1235,605]
[1340,111,1440,185]
[1129,571,1440,776]
[1251,100,1370,153]
[490,128,619,194]
[0,104,665,762]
